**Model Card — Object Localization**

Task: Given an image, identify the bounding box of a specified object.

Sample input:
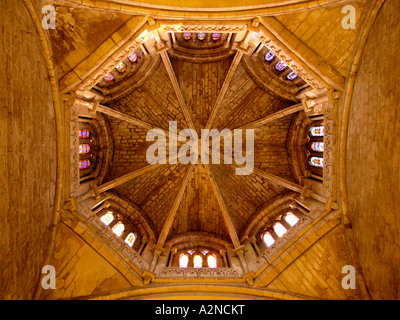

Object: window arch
[207,255,217,268]
[193,255,203,268]
[306,123,325,177]
[124,232,136,247]
[100,211,114,226]
[310,156,324,168]
[79,129,90,139]
[287,71,298,81]
[104,73,115,82]
[260,210,303,251]
[128,52,138,63]
[262,231,275,248]
[79,159,91,170]
[273,222,287,238]
[112,221,125,237]
[265,50,276,62]
[116,61,127,73]
[275,61,287,71]
[179,254,189,268]
[310,126,325,137]
[311,142,325,152]
[211,33,220,41]
[79,144,90,154]
[283,212,299,227]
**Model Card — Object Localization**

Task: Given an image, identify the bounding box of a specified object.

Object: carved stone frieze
[70,101,80,196]
[158,24,246,33]
[158,267,241,279]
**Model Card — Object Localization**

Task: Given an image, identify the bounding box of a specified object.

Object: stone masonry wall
[347,0,400,300]
[0,0,57,299]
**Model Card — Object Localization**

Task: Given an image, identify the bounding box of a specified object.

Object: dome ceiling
[93,31,303,246]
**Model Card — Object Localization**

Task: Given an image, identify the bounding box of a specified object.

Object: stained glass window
[273,222,287,237]
[183,32,191,40]
[197,32,206,41]
[116,62,127,73]
[100,212,114,226]
[265,51,276,62]
[311,142,325,152]
[310,157,324,168]
[128,52,138,63]
[287,71,298,80]
[310,126,325,137]
[284,212,299,227]
[275,61,287,71]
[193,255,203,268]
[79,129,90,139]
[104,73,115,82]
[207,255,217,268]
[112,221,125,237]
[79,159,90,170]
[125,232,136,247]
[262,232,275,248]
[211,33,220,41]
[179,254,189,268]
[79,144,90,154]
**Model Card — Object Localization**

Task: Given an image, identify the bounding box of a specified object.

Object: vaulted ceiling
[36,0,392,301]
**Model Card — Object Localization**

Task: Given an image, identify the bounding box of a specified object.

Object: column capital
[241,272,255,286]
[233,245,246,256]
[143,270,156,285]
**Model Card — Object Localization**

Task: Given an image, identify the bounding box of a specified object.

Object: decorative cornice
[157,267,241,279]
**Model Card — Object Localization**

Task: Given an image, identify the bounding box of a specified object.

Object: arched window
[275,61,287,71]
[183,32,191,40]
[310,126,325,137]
[265,51,276,62]
[100,211,114,226]
[211,33,220,41]
[112,221,125,237]
[79,129,90,139]
[179,254,189,268]
[262,232,275,248]
[287,71,298,80]
[311,142,325,152]
[193,254,203,268]
[104,73,115,82]
[197,32,206,41]
[207,255,217,268]
[310,156,324,168]
[124,232,136,247]
[79,159,91,170]
[128,52,138,63]
[116,61,127,73]
[284,212,299,227]
[273,222,287,237]
[79,144,90,154]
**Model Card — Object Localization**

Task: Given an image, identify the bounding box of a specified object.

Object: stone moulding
[158,24,247,33]
[77,198,146,270]
[256,215,312,266]
[158,267,241,279]
[257,32,326,94]
[77,19,327,98]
